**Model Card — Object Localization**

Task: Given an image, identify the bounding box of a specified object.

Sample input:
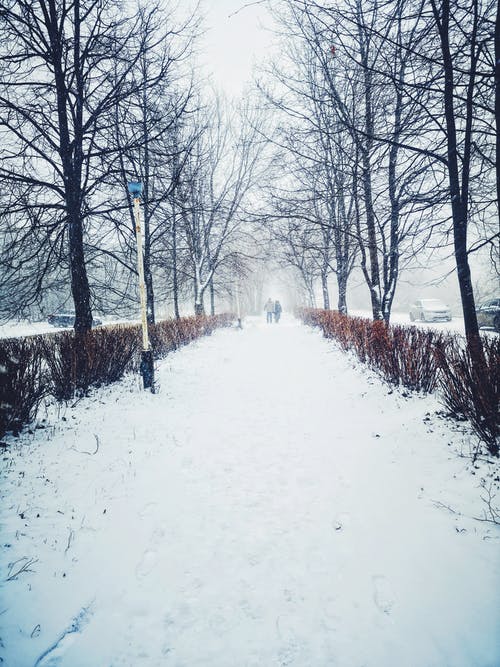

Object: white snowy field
[0,321,68,338]
[0,318,136,339]
[350,309,491,336]
[0,316,499,666]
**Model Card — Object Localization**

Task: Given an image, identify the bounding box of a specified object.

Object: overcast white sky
[193,0,275,97]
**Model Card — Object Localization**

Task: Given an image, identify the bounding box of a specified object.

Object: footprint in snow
[372,575,395,615]
[248,553,260,566]
[333,512,350,531]
[136,549,158,578]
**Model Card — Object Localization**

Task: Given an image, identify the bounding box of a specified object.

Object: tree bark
[434,0,481,341]
[172,208,180,320]
[68,206,93,333]
[495,0,500,222]
[357,7,383,321]
[54,0,92,333]
[209,277,215,315]
[321,268,330,310]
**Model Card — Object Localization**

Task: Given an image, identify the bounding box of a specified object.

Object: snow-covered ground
[0,320,67,338]
[351,309,499,338]
[1,316,499,666]
[351,309,462,335]
[0,318,136,339]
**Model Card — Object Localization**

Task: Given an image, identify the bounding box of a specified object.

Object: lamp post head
[128,181,143,198]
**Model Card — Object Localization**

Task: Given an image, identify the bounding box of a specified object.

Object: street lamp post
[128,181,154,391]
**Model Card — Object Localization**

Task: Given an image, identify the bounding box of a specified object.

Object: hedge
[299,308,499,457]
[0,314,234,440]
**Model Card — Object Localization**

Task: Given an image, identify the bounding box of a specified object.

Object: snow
[0,318,137,339]
[351,309,498,337]
[0,321,67,338]
[1,316,499,666]
[352,308,465,333]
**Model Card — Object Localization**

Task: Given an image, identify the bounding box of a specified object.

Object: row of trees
[255,0,498,397]
[261,0,498,334]
[0,0,262,331]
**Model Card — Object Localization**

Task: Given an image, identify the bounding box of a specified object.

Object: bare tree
[259,0,438,321]
[426,0,496,351]
[0,0,195,330]
[0,1,125,327]
[102,6,199,324]
[308,0,497,378]
[179,97,263,315]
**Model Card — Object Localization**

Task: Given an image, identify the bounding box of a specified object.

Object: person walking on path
[264,298,274,323]
[274,300,282,323]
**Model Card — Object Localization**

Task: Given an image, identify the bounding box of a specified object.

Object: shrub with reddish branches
[0,336,47,436]
[435,336,499,457]
[0,313,234,439]
[299,308,498,455]
[43,326,139,400]
[300,308,445,392]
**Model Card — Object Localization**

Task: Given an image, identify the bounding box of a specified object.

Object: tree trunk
[495,0,500,222]
[68,206,92,333]
[337,271,348,314]
[354,160,382,321]
[360,149,382,320]
[357,13,382,321]
[321,268,330,310]
[67,200,91,391]
[172,209,180,320]
[432,0,489,398]
[209,277,215,315]
[436,0,481,342]
[52,0,93,333]
[194,273,205,316]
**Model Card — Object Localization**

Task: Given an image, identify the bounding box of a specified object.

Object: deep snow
[0,316,499,666]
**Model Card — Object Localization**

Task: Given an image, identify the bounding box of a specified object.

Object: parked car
[47,312,102,327]
[476,297,500,332]
[409,299,452,322]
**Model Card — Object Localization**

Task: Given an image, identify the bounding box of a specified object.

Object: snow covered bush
[43,326,139,400]
[0,336,47,437]
[300,309,444,392]
[371,324,446,392]
[300,308,499,456]
[150,315,233,357]
[0,314,234,439]
[435,336,499,457]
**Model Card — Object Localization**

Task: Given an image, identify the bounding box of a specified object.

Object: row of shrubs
[0,314,234,440]
[299,308,499,457]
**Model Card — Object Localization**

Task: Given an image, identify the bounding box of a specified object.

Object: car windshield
[421,299,446,307]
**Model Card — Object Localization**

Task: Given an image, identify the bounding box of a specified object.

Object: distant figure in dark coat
[264,298,274,323]
[274,300,282,323]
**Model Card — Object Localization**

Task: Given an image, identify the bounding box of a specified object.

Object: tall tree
[262,0,437,321]
[0,0,173,330]
[179,97,262,315]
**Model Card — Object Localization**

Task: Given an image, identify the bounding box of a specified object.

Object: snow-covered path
[1,317,499,666]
